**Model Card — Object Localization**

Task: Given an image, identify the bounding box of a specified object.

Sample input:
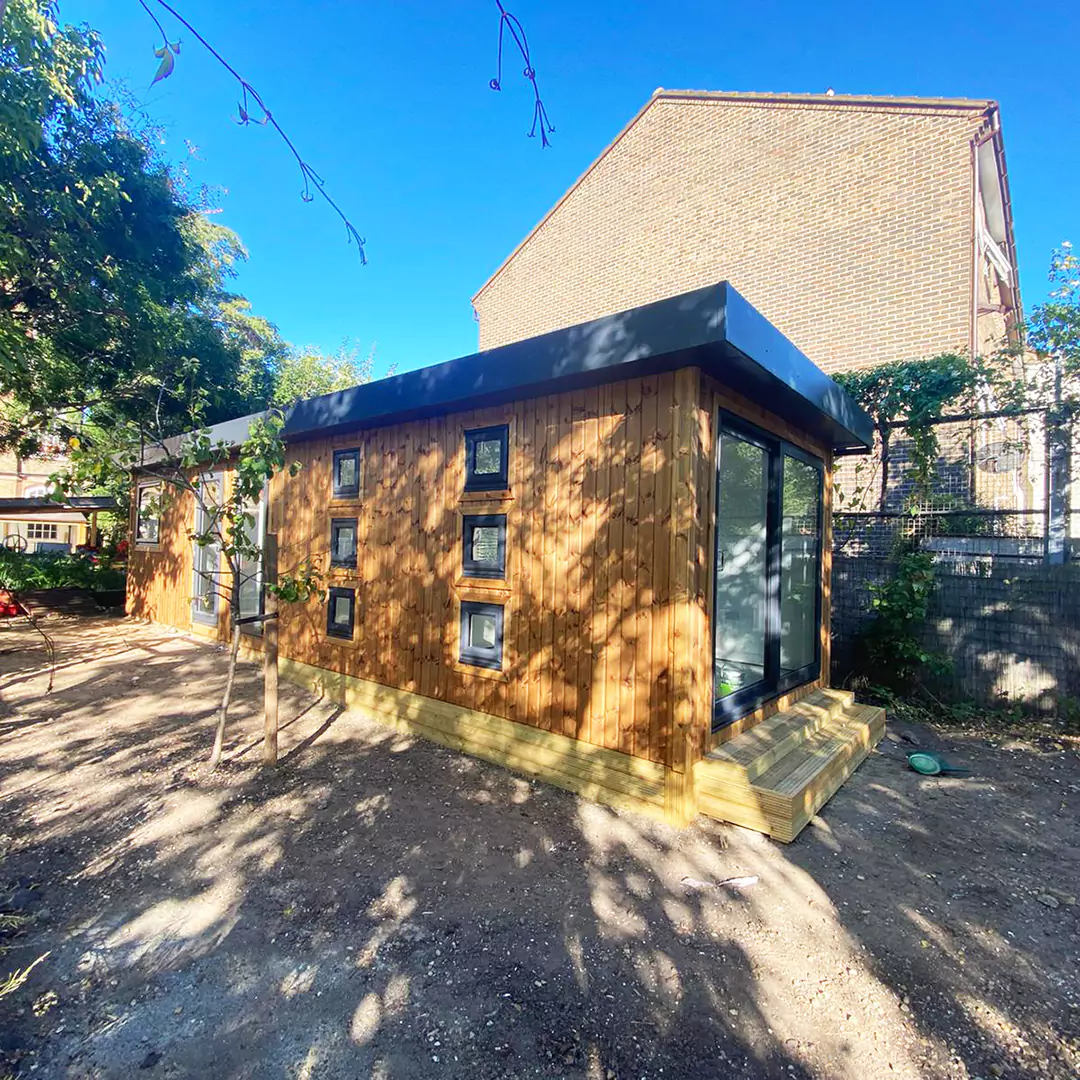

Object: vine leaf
[149,40,181,87]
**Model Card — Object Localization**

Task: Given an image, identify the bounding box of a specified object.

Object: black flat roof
[0,496,117,516]
[284,282,873,450]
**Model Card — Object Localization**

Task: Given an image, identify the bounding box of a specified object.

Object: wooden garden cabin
[128,283,883,840]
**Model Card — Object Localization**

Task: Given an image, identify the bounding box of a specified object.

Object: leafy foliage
[857,549,950,692]
[0,0,282,451]
[834,352,991,505]
[271,342,384,407]
[0,550,125,592]
[1027,242,1079,377]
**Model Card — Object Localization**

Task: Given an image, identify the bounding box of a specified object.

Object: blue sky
[68,0,1079,378]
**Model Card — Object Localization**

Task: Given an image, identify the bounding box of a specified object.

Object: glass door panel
[779,455,822,677]
[714,431,769,701]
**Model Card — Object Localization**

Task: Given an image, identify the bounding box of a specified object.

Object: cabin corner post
[820,452,834,682]
[665,367,707,826]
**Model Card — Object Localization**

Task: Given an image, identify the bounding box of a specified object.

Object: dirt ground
[0,618,1077,1080]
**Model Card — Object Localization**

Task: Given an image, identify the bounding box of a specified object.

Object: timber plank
[619,377,642,757]
[566,389,586,740]
[604,381,626,754]
[637,376,659,763]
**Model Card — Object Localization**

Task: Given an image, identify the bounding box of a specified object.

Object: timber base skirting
[278,657,688,825]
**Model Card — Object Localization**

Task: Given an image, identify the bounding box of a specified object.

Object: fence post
[1046,356,1072,564]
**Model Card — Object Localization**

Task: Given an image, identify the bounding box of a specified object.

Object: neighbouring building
[0,446,90,553]
[472,90,1022,373]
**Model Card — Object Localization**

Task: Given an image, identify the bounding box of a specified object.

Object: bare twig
[13,599,56,694]
[138,0,367,261]
[490,0,554,146]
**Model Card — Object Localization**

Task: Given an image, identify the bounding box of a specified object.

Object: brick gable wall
[474,95,995,373]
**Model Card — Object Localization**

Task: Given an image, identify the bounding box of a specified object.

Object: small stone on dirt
[1036,893,1060,909]
[139,1050,162,1069]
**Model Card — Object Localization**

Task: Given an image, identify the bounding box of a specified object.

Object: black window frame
[330,516,359,569]
[326,586,356,640]
[464,424,509,492]
[461,513,507,579]
[712,413,824,730]
[332,448,361,499]
[459,600,504,670]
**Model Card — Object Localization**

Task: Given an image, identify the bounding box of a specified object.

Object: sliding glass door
[713,417,823,727]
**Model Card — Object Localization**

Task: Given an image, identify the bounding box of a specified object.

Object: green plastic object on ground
[907,751,971,777]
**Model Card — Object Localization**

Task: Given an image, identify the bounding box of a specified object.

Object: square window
[464,425,509,492]
[330,517,358,568]
[459,600,504,670]
[327,586,355,639]
[462,514,506,579]
[332,448,361,499]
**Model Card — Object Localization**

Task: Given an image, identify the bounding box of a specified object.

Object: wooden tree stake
[263,532,279,765]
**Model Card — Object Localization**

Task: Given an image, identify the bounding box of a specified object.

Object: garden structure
[128,283,884,840]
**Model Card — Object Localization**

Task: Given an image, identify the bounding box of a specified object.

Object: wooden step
[705,688,854,781]
[695,699,885,842]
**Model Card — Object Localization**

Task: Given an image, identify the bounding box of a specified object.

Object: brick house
[472,90,1022,374]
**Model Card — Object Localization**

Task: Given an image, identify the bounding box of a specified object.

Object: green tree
[272,341,384,407]
[60,411,322,767]
[1026,241,1079,396]
[0,0,278,450]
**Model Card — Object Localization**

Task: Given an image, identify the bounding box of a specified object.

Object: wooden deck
[694,689,885,842]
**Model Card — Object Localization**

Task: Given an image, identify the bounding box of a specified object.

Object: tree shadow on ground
[0,619,1077,1079]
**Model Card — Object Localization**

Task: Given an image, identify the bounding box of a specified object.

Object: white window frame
[135,482,162,546]
[191,472,223,626]
[236,489,267,633]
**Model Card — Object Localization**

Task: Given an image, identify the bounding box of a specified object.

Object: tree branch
[138,0,367,262]
[490,0,554,146]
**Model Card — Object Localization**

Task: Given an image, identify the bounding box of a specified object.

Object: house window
[332,448,361,499]
[464,425,509,492]
[23,484,48,498]
[330,517,358,568]
[462,514,506,579]
[135,483,161,545]
[192,473,223,625]
[27,523,58,540]
[459,600,504,670]
[326,586,355,639]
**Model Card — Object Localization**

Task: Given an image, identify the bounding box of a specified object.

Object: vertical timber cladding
[126,466,238,645]
[699,374,836,746]
[272,370,717,794]
[127,366,837,820]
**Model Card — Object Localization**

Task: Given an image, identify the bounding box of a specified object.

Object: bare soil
[0,617,1077,1080]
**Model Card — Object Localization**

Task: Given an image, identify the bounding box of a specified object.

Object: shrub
[0,550,126,593]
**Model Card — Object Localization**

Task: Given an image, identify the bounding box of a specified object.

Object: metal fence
[832,407,1076,564]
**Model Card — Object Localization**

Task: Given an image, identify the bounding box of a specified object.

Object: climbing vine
[834,352,994,510]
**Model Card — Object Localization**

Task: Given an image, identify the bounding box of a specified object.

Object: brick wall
[832,556,1080,707]
[474,93,1004,373]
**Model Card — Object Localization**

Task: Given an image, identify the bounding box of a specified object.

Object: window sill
[134,542,163,553]
[455,578,511,598]
[453,660,509,683]
[460,489,513,505]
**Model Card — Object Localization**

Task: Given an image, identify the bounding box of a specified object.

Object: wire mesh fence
[832,407,1075,564]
